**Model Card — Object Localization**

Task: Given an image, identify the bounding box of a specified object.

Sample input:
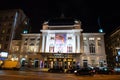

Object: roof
[48,18,75,26]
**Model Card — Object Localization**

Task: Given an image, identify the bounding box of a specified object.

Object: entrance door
[83,60,88,67]
[34,60,39,68]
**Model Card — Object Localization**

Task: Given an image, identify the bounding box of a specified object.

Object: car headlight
[74,70,77,73]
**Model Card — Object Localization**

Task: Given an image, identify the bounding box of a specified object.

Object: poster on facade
[55,33,66,44]
[55,33,66,53]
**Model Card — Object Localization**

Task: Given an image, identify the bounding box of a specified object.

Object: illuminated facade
[13,18,107,69]
[0,9,30,54]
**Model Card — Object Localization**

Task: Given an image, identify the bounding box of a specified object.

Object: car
[66,66,80,73]
[113,67,120,74]
[74,67,95,76]
[48,66,64,73]
[66,68,78,73]
[97,67,114,74]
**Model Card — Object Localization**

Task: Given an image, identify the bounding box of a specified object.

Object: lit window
[14,46,19,51]
[97,37,101,40]
[83,37,87,40]
[89,37,94,40]
[2,30,5,33]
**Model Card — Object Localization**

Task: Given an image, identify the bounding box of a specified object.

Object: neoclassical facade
[10,19,107,69]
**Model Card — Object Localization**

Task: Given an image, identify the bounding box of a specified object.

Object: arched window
[49,44,54,52]
[67,44,72,53]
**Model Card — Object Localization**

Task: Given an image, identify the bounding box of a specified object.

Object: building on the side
[0,9,30,55]
[10,18,107,69]
[105,26,120,68]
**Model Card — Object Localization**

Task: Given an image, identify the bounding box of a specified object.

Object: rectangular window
[89,43,95,54]
[89,37,94,40]
[50,37,54,40]
[67,46,72,53]
[0,44,2,49]
[30,38,35,41]
[68,37,72,40]
[97,37,101,40]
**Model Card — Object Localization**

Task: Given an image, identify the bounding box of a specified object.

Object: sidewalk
[29,68,49,72]
[20,67,49,72]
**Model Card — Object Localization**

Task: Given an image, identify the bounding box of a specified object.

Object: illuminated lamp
[99,29,103,33]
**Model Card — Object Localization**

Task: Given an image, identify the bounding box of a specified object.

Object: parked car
[66,67,80,73]
[48,67,64,73]
[97,67,114,74]
[114,67,120,74]
[74,67,95,76]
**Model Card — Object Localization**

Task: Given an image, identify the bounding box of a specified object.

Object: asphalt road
[0,70,120,80]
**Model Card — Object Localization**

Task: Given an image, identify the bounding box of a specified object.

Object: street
[0,70,120,80]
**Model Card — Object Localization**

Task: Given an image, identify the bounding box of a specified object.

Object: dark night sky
[0,0,120,34]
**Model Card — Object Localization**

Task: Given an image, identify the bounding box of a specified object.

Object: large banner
[55,33,66,44]
[55,33,66,53]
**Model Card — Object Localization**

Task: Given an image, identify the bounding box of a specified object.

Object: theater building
[11,18,107,69]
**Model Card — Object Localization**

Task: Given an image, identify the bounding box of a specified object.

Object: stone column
[42,34,45,52]
[77,34,80,53]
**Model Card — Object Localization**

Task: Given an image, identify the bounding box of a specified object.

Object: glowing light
[23,30,28,34]
[99,29,103,33]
